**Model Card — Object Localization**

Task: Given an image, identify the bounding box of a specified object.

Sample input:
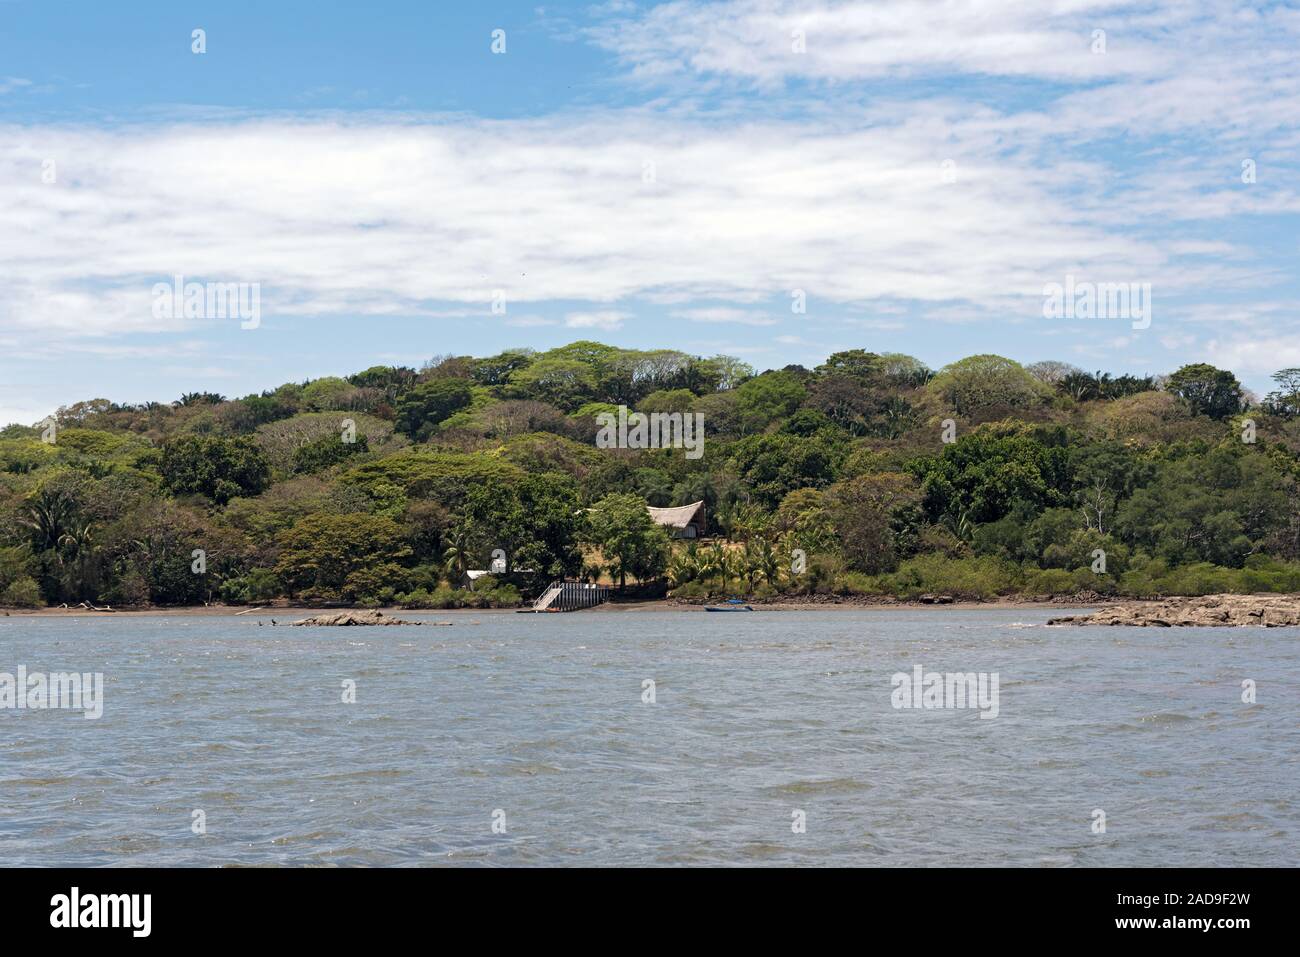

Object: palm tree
[19,486,79,553]
[703,542,733,594]
[672,475,714,509]
[635,470,674,507]
[878,395,914,439]
[727,503,762,542]
[777,531,811,590]
[756,536,781,588]
[713,503,737,542]
[946,509,975,543]
[741,539,764,592]
[695,543,719,593]
[441,527,475,585]
[667,542,700,589]
[58,521,96,600]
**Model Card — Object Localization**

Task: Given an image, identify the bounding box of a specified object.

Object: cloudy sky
[2,0,1298,424]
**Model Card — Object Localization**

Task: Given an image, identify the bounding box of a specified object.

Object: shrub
[1020,568,1075,596]
[1,577,44,608]
[1110,557,1300,596]
[397,581,521,609]
[833,571,885,596]
[473,580,522,607]
[218,568,280,604]
[669,580,714,600]
[880,554,1021,599]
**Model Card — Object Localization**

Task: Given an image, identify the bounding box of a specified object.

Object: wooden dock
[518,580,611,612]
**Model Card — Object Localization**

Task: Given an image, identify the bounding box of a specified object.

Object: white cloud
[1206,335,1300,376]
[1173,301,1300,326]
[2,112,1264,346]
[590,1,1300,146]
[5,1,1298,365]
[589,1,1188,83]
[565,310,629,330]
[672,306,778,325]
[840,317,905,331]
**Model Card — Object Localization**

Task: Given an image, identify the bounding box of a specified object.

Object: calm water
[1,608,1295,867]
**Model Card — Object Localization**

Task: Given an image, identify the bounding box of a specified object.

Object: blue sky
[2,0,1299,423]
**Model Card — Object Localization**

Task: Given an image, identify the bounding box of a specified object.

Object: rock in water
[291,609,435,627]
[1048,594,1300,627]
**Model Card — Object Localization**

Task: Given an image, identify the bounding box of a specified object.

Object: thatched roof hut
[647,501,707,538]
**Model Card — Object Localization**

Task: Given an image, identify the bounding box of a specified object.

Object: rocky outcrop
[917,593,955,604]
[1048,594,1300,627]
[291,610,449,627]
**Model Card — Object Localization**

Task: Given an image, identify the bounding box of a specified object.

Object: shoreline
[0,595,1150,618]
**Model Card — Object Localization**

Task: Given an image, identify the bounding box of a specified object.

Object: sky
[2,0,1298,424]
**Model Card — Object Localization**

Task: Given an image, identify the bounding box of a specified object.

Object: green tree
[806,375,881,435]
[734,370,807,431]
[98,501,220,605]
[1113,448,1282,567]
[219,567,280,604]
[175,392,226,407]
[1263,367,1300,417]
[814,349,881,381]
[394,379,474,439]
[667,541,701,588]
[928,354,1047,416]
[686,355,753,393]
[699,541,732,592]
[728,433,840,508]
[160,436,270,504]
[825,472,922,573]
[57,519,97,601]
[584,492,671,588]
[301,377,361,412]
[472,349,536,386]
[912,425,1071,525]
[639,389,697,414]
[1165,363,1243,419]
[348,365,418,404]
[507,357,597,410]
[275,513,413,599]
[461,474,584,586]
[877,353,932,388]
[227,394,297,430]
[634,468,675,506]
[292,432,369,474]
[1068,441,1151,534]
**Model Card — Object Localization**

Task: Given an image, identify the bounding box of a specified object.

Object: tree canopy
[4,340,1299,609]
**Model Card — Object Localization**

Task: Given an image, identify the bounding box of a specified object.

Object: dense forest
[5,342,1300,608]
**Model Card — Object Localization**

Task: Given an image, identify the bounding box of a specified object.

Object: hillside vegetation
[5,344,1300,608]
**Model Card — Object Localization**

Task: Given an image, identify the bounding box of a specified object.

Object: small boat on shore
[705,598,753,612]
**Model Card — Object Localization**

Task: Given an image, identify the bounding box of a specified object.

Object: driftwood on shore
[290,609,450,627]
[1049,594,1300,627]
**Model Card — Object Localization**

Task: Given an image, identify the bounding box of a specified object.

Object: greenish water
[1,608,1295,866]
